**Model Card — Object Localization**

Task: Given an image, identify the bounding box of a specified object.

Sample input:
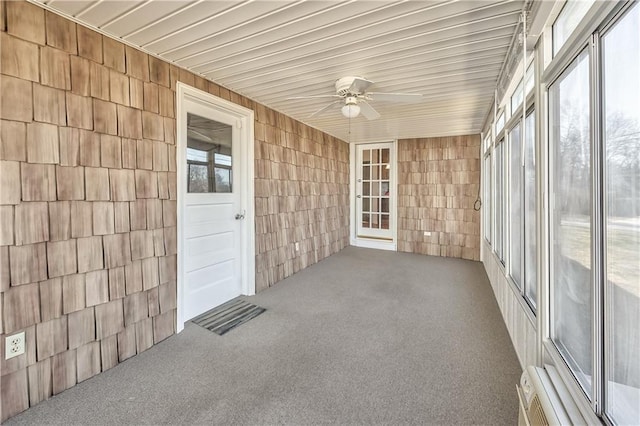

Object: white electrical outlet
[5,331,25,360]
[423,231,432,236]
[294,242,300,251]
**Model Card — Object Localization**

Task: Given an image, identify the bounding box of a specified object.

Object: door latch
[235,211,245,220]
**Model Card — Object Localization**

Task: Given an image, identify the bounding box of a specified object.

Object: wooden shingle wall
[397,135,481,261]
[254,110,350,291]
[0,3,177,421]
[0,2,349,420]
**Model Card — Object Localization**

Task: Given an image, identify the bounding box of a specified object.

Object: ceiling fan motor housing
[335,76,369,96]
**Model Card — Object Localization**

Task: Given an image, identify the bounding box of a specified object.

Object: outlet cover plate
[5,331,25,360]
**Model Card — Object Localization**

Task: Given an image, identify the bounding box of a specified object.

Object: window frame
[483,133,493,245]
[483,152,492,245]
[500,104,537,316]
[510,79,525,114]
[487,51,538,316]
[213,152,233,193]
[541,2,637,423]
[495,111,506,135]
[186,148,233,193]
[523,110,537,311]
[507,122,523,290]
[493,138,505,265]
[600,4,640,424]
[481,1,632,424]
[505,108,538,313]
[547,46,594,402]
[552,0,597,57]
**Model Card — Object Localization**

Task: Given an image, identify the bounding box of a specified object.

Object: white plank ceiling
[35,0,525,142]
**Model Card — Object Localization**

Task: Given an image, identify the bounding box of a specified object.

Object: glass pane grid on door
[360,147,391,232]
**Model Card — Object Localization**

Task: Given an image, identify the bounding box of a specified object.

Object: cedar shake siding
[0,1,348,420]
[397,135,481,261]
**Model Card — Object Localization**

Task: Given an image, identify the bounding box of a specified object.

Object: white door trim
[176,82,255,332]
[349,140,398,251]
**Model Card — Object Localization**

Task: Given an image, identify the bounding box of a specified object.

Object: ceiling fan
[287,76,423,120]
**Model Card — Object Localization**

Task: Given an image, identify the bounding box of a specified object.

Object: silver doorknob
[235,213,245,220]
[356,195,361,198]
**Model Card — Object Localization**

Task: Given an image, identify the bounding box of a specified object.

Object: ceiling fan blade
[359,100,380,121]
[309,100,342,118]
[367,92,423,103]
[348,77,374,94]
[287,95,341,100]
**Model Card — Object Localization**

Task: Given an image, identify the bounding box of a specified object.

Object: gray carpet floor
[7,247,522,425]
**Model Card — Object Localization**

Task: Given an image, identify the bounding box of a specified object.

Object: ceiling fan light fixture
[341,96,360,118]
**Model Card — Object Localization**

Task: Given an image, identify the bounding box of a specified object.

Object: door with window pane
[181,105,242,322]
[356,143,393,240]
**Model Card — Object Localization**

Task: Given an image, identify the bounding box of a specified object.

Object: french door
[355,142,394,240]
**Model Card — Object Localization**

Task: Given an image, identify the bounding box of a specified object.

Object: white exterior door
[180,96,243,322]
[355,142,394,240]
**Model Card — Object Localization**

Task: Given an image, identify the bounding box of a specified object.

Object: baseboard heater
[517,365,585,426]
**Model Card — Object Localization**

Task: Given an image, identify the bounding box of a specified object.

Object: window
[484,134,492,245]
[495,141,505,262]
[484,153,492,244]
[484,132,492,152]
[549,49,592,397]
[524,65,534,96]
[524,112,536,307]
[602,4,640,424]
[553,0,595,55]
[213,153,232,192]
[481,2,637,424]
[496,112,505,135]
[506,112,537,310]
[509,124,522,288]
[186,113,233,193]
[511,65,534,115]
[511,79,524,114]
[547,6,640,422]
